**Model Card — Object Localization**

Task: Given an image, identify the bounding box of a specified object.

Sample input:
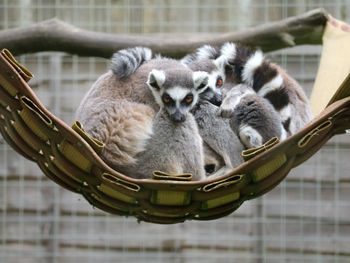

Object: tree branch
[0,8,328,58]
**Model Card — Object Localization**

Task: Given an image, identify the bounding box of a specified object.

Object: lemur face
[160,87,196,122]
[147,69,209,122]
[201,69,224,106]
[185,55,228,106]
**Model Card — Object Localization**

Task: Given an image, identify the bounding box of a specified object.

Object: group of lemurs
[75,42,313,180]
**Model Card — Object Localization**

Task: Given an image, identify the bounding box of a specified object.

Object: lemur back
[181,42,313,137]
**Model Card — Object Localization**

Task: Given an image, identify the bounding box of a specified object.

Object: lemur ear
[214,55,228,74]
[220,42,237,74]
[220,42,236,62]
[147,69,166,91]
[193,71,209,93]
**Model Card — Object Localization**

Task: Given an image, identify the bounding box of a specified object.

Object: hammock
[0,17,350,224]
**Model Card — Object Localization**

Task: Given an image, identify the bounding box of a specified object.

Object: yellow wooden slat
[19,97,53,141]
[251,154,287,182]
[97,183,137,204]
[0,75,17,96]
[11,120,41,152]
[58,140,93,173]
[151,190,191,206]
[201,192,240,210]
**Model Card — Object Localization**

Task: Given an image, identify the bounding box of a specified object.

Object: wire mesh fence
[1,0,350,262]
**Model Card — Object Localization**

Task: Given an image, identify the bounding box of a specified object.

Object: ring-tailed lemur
[181,42,313,139]
[119,69,208,180]
[75,48,208,179]
[109,47,246,177]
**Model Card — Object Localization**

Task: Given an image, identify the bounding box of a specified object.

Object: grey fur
[187,57,245,176]
[111,47,153,78]
[192,101,244,177]
[76,57,197,168]
[109,46,240,177]
[120,109,205,180]
[220,84,283,148]
[101,46,245,177]
[187,58,224,105]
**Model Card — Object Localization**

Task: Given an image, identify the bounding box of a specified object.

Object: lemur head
[182,42,269,99]
[147,68,209,122]
[184,55,228,106]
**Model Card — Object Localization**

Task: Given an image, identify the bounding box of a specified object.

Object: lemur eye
[183,94,193,105]
[162,93,172,104]
[216,77,223,88]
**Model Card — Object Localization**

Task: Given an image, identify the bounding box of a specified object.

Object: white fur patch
[193,71,209,92]
[258,74,284,97]
[196,45,217,60]
[147,69,166,106]
[280,126,288,141]
[239,125,263,148]
[207,70,221,92]
[119,47,152,60]
[134,118,154,156]
[220,42,236,61]
[279,104,293,137]
[167,86,191,105]
[147,69,166,88]
[279,104,292,122]
[214,55,228,76]
[221,94,242,114]
[220,84,255,114]
[242,50,264,85]
[142,47,153,61]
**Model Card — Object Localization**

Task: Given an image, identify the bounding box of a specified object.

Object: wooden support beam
[0,8,328,58]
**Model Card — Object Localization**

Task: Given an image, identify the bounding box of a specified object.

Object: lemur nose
[171,111,186,123]
[210,93,223,106]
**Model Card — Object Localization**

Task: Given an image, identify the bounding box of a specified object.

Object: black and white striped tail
[225,43,291,135]
[111,47,153,78]
[181,45,220,65]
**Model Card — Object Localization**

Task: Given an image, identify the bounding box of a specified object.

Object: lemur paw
[238,125,263,149]
[219,104,235,118]
[219,84,255,118]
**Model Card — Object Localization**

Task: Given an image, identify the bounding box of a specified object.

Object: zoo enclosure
[1,1,350,263]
